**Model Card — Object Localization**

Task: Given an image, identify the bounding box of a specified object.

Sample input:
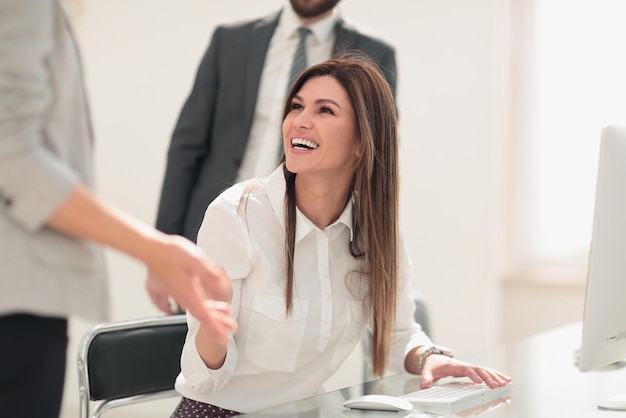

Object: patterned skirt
[171,397,241,418]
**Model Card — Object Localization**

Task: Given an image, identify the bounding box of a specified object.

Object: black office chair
[362,295,432,381]
[77,314,187,418]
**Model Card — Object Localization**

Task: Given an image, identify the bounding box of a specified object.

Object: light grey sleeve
[0,0,78,231]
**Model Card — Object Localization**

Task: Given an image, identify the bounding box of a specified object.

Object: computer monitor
[578,125,626,374]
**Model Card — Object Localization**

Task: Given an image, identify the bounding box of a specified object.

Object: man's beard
[290,0,341,19]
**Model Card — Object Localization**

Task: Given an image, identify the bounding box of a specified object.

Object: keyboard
[399,380,512,414]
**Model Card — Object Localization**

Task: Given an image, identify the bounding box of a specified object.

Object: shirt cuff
[183,335,238,392]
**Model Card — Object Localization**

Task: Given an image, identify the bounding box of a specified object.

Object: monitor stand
[598,394,626,411]
[592,359,626,409]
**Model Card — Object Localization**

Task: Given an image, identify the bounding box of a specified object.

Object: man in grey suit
[153,0,397,247]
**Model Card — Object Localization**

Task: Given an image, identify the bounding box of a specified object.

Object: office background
[60,0,625,416]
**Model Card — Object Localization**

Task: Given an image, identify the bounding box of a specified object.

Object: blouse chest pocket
[244,293,310,372]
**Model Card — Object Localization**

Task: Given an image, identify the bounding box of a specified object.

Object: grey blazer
[156,10,397,242]
[0,0,109,322]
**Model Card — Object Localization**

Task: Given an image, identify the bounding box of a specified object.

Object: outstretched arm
[46,183,237,337]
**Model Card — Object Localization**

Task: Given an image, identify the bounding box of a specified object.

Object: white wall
[62,0,512,416]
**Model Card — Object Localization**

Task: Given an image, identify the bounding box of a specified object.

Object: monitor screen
[578,125,626,373]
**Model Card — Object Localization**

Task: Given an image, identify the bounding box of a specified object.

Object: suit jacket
[0,0,109,322]
[156,9,397,242]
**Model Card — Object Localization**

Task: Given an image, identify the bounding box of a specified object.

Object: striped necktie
[280,27,311,163]
[287,27,311,92]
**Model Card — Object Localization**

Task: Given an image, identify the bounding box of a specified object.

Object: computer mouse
[343,394,414,412]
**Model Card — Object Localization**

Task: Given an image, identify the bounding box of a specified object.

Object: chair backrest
[361,296,431,381]
[77,314,187,418]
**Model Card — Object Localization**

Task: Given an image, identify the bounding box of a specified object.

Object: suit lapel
[333,18,357,55]
[243,11,281,122]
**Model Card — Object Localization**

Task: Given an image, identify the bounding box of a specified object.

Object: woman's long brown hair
[280,53,399,377]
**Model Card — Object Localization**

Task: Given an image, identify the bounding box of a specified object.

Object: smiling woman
[55,1,518,417]
[282,75,358,199]
[170,54,511,418]
[279,55,399,374]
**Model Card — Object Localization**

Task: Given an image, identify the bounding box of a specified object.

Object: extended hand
[145,234,237,337]
[146,272,178,314]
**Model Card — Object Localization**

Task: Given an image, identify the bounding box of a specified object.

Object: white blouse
[175,166,432,413]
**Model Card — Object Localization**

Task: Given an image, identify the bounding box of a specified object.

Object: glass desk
[239,323,626,417]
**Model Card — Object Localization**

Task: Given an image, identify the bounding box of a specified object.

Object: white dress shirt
[235,3,338,182]
[175,166,432,413]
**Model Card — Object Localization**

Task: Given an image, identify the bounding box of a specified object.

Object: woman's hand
[419,354,512,389]
[195,301,234,370]
[406,346,512,389]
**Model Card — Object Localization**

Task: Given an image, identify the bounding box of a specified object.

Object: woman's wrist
[416,346,454,374]
[196,325,228,370]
